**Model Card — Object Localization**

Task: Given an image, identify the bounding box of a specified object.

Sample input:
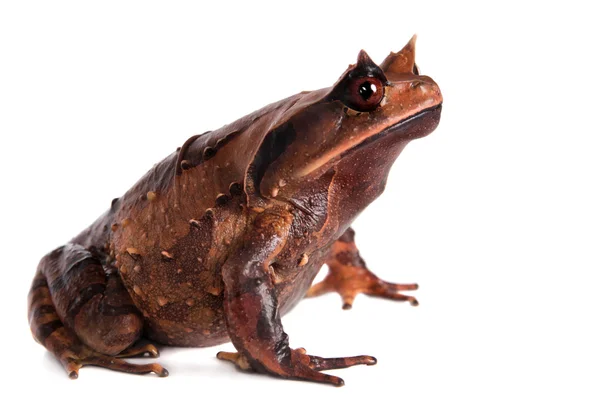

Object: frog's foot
[217,348,376,386]
[307,227,419,309]
[117,340,160,358]
[307,265,418,309]
[216,351,253,371]
[61,347,169,379]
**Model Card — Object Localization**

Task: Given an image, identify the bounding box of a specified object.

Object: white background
[1,1,599,399]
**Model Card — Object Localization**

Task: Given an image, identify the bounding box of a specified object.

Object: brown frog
[28,36,442,386]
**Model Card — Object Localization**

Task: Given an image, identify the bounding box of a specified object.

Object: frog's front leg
[306,227,419,309]
[218,210,375,386]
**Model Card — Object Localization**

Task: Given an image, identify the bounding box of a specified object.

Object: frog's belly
[125,261,232,347]
[142,295,230,347]
[144,310,230,347]
[142,262,324,347]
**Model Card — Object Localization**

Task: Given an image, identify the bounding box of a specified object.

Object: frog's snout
[409,76,443,108]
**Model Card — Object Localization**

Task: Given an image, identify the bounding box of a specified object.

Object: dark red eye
[345,77,385,112]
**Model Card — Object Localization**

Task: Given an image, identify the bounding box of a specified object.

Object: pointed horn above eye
[357,49,377,68]
[380,34,417,75]
[330,49,387,93]
[346,49,387,81]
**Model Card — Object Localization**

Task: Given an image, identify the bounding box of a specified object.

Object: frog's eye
[345,76,385,112]
[329,50,388,112]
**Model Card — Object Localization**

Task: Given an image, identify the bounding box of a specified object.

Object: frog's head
[248,36,442,203]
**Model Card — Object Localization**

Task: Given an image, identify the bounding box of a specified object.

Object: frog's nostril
[410,81,424,89]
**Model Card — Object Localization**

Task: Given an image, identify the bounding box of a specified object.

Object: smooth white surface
[1,1,599,399]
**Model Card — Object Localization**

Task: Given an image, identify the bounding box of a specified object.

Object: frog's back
[71,90,304,250]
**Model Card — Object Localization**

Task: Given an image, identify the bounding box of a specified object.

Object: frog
[27,36,442,386]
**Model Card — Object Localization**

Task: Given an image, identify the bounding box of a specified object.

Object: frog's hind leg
[28,244,168,378]
[306,227,419,309]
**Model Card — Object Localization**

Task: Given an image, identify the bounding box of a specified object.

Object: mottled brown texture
[28,36,442,385]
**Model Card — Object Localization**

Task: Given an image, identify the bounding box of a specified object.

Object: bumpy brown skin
[28,36,443,385]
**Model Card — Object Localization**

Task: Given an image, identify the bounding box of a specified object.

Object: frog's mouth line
[343,103,443,155]
[295,104,442,179]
